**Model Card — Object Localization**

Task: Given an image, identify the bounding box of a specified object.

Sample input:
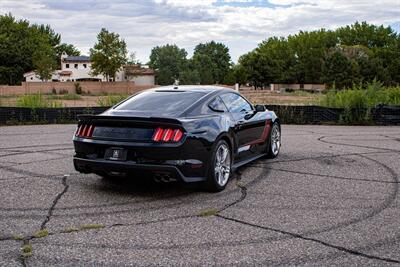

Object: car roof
[151,85,237,95]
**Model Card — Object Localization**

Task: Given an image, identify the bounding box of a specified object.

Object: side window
[208,96,227,112]
[220,93,252,113]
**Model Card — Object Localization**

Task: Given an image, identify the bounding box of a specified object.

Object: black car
[73,86,281,192]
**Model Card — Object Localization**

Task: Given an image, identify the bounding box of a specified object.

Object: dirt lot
[0,124,399,266]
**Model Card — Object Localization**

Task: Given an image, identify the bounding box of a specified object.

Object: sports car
[73,86,281,192]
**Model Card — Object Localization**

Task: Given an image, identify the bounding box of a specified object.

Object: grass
[13,234,24,241]
[16,93,62,108]
[97,94,129,107]
[33,229,49,238]
[21,244,32,257]
[197,208,219,217]
[80,224,105,230]
[47,93,81,100]
[62,227,79,233]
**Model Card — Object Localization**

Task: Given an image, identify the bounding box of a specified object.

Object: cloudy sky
[1,0,400,63]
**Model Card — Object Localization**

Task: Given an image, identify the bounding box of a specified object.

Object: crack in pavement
[216,214,400,264]
[40,175,69,230]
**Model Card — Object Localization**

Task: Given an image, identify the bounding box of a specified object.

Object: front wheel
[204,140,232,192]
[266,122,281,158]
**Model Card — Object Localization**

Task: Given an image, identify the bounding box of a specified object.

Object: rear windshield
[114,91,207,115]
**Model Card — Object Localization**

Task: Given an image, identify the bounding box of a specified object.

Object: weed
[197,208,219,217]
[13,234,24,241]
[80,224,105,230]
[62,227,79,233]
[21,244,32,257]
[97,94,129,107]
[33,229,49,238]
[16,93,62,108]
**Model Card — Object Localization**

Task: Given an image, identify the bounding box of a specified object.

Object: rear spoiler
[77,114,182,128]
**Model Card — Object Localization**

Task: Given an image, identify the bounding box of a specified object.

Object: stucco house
[24,53,155,85]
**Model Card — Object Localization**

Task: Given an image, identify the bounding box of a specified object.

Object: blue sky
[1,0,399,63]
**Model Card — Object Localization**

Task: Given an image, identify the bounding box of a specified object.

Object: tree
[0,13,79,85]
[127,52,140,65]
[288,29,337,84]
[90,28,128,81]
[33,43,57,81]
[193,41,231,84]
[337,21,397,48]
[191,53,215,85]
[148,44,188,85]
[55,43,80,57]
[322,51,354,89]
[179,69,200,85]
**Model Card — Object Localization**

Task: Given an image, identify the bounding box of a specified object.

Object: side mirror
[255,105,266,112]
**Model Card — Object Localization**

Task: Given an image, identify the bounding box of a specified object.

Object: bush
[16,93,62,108]
[320,81,400,124]
[74,82,82,94]
[97,94,129,107]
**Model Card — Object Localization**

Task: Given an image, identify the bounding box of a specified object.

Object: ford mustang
[73,86,281,192]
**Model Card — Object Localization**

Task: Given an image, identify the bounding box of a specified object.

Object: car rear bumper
[73,157,206,183]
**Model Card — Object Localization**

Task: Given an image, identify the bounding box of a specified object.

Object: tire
[266,122,281,158]
[204,140,232,192]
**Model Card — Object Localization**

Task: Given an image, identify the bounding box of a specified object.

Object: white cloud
[0,0,399,63]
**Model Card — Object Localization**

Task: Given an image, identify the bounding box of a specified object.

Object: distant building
[24,53,155,85]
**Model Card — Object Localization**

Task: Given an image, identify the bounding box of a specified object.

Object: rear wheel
[266,122,281,158]
[204,140,231,192]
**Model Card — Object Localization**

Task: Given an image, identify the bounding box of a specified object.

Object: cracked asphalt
[0,124,399,266]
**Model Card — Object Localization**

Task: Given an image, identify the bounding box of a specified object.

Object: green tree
[148,44,188,85]
[33,43,57,81]
[239,51,262,89]
[192,53,215,85]
[193,41,231,84]
[0,13,78,85]
[322,51,354,88]
[55,43,80,67]
[90,28,128,81]
[337,21,397,48]
[288,29,337,84]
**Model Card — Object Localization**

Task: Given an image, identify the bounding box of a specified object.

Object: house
[24,53,155,85]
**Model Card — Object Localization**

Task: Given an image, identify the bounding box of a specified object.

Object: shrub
[74,82,82,94]
[320,81,400,124]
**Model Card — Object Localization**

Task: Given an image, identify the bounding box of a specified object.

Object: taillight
[75,124,95,138]
[152,128,183,143]
[152,128,164,142]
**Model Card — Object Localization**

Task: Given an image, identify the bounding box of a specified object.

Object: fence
[0,105,399,125]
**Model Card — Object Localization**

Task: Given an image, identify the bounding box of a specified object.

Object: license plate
[105,148,127,161]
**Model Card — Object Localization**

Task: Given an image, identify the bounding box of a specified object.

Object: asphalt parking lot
[0,124,399,266]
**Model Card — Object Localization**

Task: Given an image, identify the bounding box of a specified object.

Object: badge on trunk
[105,148,127,161]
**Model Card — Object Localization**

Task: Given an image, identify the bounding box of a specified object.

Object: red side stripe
[245,120,272,146]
